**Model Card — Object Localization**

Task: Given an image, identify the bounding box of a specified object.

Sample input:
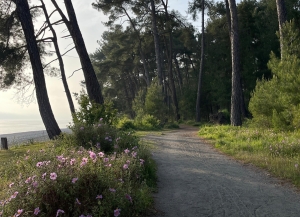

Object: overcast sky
[0,0,199,126]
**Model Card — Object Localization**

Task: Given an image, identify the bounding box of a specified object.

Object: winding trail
[145,126,300,217]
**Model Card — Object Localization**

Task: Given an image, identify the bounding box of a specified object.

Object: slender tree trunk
[225,0,248,118]
[228,0,242,126]
[276,0,287,59]
[51,0,104,104]
[15,0,61,139]
[196,0,205,122]
[161,0,180,121]
[40,0,75,115]
[150,0,163,85]
[174,53,183,92]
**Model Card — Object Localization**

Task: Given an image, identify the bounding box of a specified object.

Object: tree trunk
[225,0,248,119]
[196,0,205,122]
[150,0,163,86]
[174,53,183,92]
[15,0,61,139]
[41,0,75,115]
[228,0,242,126]
[161,0,180,121]
[51,0,104,104]
[276,0,287,59]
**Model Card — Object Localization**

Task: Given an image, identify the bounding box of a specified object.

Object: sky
[0,0,200,127]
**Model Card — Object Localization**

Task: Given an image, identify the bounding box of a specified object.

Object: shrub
[249,22,300,130]
[135,115,161,131]
[116,116,136,130]
[0,141,155,216]
[67,119,139,154]
[73,92,117,126]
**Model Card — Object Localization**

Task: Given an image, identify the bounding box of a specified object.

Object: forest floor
[144,125,300,217]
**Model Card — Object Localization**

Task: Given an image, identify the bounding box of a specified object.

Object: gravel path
[145,126,300,217]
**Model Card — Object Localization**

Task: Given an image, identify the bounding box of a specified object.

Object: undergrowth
[199,125,300,187]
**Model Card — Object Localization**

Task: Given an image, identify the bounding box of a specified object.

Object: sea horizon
[0,119,72,135]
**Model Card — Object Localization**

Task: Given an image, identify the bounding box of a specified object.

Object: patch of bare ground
[144,125,300,217]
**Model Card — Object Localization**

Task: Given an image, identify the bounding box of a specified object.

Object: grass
[198,125,300,187]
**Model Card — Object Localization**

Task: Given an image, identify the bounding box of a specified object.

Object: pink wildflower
[125,194,132,203]
[131,151,137,158]
[56,209,65,217]
[140,159,145,165]
[72,177,78,183]
[89,151,97,160]
[34,207,40,215]
[42,173,47,180]
[109,188,116,192]
[70,158,76,165]
[114,208,121,217]
[50,172,57,180]
[10,191,18,199]
[124,148,130,154]
[15,209,23,217]
[9,182,14,188]
[36,162,43,167]
[98,152,104,157]
[103,158,109,163]
[32,181,38,188]
[25,177,32,184]
[80,157,88,167]
[96,194,103,199]
[123,164,129,170]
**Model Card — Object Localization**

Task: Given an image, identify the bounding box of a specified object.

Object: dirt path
[144,126,300,217]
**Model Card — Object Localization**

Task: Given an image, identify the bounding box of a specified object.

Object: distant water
[0,119,72,134]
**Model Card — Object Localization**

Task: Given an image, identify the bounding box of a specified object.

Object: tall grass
[199,125,300,187]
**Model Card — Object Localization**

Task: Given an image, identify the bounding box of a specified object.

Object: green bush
[73,92,117,126]
[0,145,154,217]
[249,22,300,130]
[116,116,136,130]
[67,120,139,154]
[135,115,161,131]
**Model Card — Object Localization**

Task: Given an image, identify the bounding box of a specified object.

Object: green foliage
[249,22,300,130]
[72,92,117,126]
[164,122,180,129]
[144,80,168,122]
[135,115,161,131]
[68,120,139,154]
[116,116,136,130]
[0,129,156,216]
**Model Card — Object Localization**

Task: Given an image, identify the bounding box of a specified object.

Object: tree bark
[161,0,180,121]
[150,0,163,86]
[40,0,75,115]
[196,0,205,122]
[276,0,287,59]
[228,0,242,126]
[15,0,61,139]
[174,53,183,92]
[51,0,104,104]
